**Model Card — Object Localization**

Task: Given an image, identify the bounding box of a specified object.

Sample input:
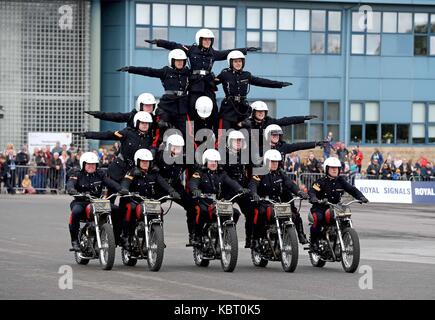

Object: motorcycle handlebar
[322,199,363,207]
[251,196,302,204]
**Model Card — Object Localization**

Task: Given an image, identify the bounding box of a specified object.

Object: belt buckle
[234,96,241,102]
[199,70,206,76]
[176,91,183,96]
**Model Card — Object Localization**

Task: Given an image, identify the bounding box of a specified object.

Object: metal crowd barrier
[0,165,67,194]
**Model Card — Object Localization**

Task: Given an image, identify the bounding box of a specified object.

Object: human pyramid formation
[68,28,367,255]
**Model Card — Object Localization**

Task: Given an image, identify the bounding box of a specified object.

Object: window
[412,102,435,143]
[279,9,294,30]
[308,101,340,141]
[170,5,186,27]
[187,5,202,27]
[247,8,277,52]
[136,3,168,48]
[383,12,397,33]
[349,102,380,144]
[351,11,381,55]
[413,13,435,56]
[311,10,341,54]
[295,9,310,31]
[398,12,413,33]
[136,4,235,50]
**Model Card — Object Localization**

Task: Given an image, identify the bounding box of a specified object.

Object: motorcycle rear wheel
[74,227,90,265]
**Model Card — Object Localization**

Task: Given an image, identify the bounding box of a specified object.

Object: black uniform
[244,115,313,156]
[120,167,176,237]
[85,109,162,148]
[81,127,153,183]
[308,175,366,243]
[186,113,216,151]
[188,167,244,238]
[153,39,250,122]
[121,66,190,137]
[215,68,287,130]
[66,169,121,243]
[249,170,301,240]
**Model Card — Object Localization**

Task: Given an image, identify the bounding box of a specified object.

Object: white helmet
[195,28,215,47]
[168,49,187,68]
[227,130,247,150]
[202,149,221,165]
[323,157,342,175]
[134,148,153,167]
[264,124,283,140]
[133,111,153,129]
[80,152,99,170]
[227,50,245,69]
[166,134,185,148]
[263,149,282,165]
[135,93,156,112]
[195,96,213,119]
[251,100,269,112]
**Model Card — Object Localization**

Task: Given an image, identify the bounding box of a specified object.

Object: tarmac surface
[0,194,434,300]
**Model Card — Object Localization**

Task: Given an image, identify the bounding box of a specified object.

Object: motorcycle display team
[68,29,368,273]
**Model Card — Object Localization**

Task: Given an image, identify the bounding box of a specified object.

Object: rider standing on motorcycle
[249,149,308,248]
[66,152,122,252]
[84,93,162,148]
[214,51,291,131]
[154,134,197,245]
[145,29,261,124]
[221,130,255,248]
[187,96,216,150]
[118,148,181,249]
[117,49,190,138]
[188,149,249,245]
[308,157,368,251]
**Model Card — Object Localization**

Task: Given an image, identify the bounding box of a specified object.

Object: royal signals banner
[354,179,412,204]
[412,182,435,204]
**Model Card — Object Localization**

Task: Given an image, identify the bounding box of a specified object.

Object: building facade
[101,0,435,159]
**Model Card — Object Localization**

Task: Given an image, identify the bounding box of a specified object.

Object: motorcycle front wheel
[147,224,164,272]
[220,225,238,272]
[99,223,116,270]
[281,226,299,272]
[340,228,360,273]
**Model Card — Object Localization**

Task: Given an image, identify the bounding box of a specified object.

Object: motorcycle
[192,193,242,272]
[250,197,301,272]
[306,199,363,273]
[70,193,116,270]
[120,193,173,272]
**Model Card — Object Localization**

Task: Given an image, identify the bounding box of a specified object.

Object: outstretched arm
[250,75,291,88]
[85,111,131,123]
[117,66,165,79]
[147,39,190,52]
[74,130,125,141]
[271,115,317,126]
[213,47,261,60]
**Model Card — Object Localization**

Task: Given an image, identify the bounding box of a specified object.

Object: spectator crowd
[1,139,434,195]
[0,141,120,194]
